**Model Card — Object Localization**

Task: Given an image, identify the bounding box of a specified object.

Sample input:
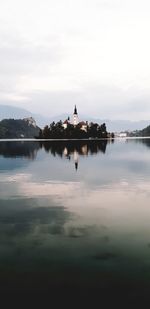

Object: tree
[38,120,108,139]
[42,125,50,138]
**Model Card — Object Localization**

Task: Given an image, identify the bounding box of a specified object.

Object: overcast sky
[0,0,150,120]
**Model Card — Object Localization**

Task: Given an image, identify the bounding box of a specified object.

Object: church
[63,106,88,132]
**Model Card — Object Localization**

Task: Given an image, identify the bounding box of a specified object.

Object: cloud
[0,31,64,96]
[0,0,150,119]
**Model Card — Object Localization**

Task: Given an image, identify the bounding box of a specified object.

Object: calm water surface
[0,138,150,303]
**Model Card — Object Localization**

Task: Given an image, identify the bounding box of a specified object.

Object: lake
[0,138,150,305]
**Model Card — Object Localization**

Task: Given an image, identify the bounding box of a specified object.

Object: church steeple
[74,105,78,115]
[73,105,79,126]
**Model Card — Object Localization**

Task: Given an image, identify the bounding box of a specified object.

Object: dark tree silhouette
[38,121,110,140]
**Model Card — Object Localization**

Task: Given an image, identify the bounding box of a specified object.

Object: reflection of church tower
[75,161,78,171]
[73,105,79,126]
[74,150,79,171]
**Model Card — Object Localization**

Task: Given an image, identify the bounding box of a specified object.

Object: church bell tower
[73,105,79,126]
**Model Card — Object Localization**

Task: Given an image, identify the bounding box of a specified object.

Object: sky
[0,0,150,120]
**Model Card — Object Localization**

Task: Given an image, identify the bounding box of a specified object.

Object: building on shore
[23,117,37,128]
[115,132,128,138]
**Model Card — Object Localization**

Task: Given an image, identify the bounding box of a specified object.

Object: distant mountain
[0,105,33,120]
[0,118,40,138]
[102,119,150,132]
[0,105,150,132]
[0,105,49,128]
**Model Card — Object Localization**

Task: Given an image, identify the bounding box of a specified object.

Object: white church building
[63,106,87,131]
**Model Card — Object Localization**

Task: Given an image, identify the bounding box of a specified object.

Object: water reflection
[0,138,150,302]
[0,197,71,243]
[40,139,108,156]
[40,140,108,170]
[126,137,150,149]
[0,140,108,171]
[0,141,40,159]
[0,140,108,157]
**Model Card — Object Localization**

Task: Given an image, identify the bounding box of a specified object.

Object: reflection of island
[0,140,111,169]
[40,140,109,170]
[0,141,40,160]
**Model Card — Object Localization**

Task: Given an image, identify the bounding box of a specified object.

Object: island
[38,106,114,139]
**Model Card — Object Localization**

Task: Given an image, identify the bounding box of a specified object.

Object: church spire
[74,105,78,115]
[73,105,79,126]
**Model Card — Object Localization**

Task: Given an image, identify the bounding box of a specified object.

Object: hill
[140,125,150,136]
[130,125,150,137]
[0,105,49,128]
[0,118,40,139]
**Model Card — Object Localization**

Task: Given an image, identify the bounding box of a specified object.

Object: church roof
[63,119,69,124]
[74,105,78,115]
[79,121,87,126]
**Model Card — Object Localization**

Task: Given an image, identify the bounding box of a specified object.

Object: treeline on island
[39,121,114,139]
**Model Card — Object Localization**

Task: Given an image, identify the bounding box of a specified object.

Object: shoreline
[0,136,150,142]
[0,138,110,142]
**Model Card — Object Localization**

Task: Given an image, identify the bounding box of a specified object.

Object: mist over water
[0,138,150,304]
